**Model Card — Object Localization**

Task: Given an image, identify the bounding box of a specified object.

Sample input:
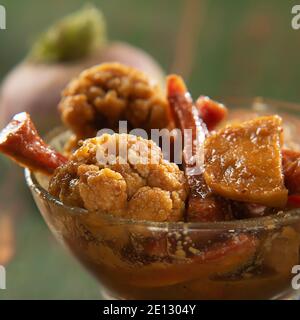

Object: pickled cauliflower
[49,134,187,222]
[58,63,170,147]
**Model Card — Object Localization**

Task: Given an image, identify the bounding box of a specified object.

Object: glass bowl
[25,97,300,300]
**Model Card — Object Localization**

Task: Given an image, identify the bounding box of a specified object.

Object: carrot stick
[0,112,67,174]
[167,75,230,222]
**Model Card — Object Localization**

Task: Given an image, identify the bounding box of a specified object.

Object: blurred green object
[0,0,300,299]
[1,0,300,101]
[29,5,106,63]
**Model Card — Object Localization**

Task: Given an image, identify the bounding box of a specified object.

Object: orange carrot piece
[196,96,228,131]
[0,112,67,174]
[167,75,230,222]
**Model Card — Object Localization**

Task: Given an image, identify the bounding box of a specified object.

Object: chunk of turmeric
[204,116,288,207]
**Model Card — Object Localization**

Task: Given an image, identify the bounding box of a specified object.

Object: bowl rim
[24,96,300,231]
[25,169,300,231]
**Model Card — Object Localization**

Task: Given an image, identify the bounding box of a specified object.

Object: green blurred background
[0,0,299,299]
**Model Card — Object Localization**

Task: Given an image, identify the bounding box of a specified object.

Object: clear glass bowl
[25,98,300,300]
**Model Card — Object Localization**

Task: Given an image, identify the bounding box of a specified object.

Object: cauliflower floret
[78,167,127,212]
[49,134,188,222]
[58,63,170,148]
